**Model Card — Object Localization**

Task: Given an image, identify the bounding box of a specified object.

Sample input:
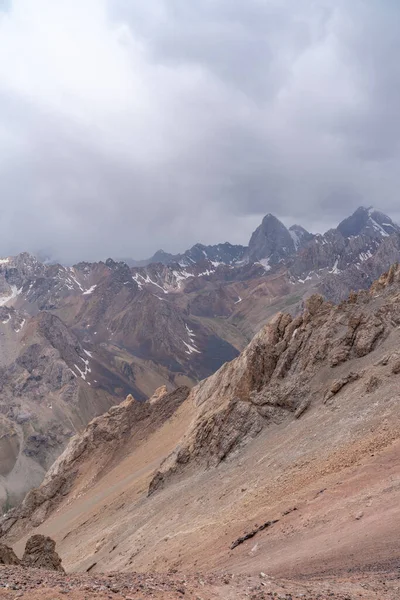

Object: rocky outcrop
[0,543,20,565]
[22,535,64,572]
[0,535,64,572]
[324,372,361,403]
[149,385,168,405]
[0,387,190,542]
[149,266,400,494]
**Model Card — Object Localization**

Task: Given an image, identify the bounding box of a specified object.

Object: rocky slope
[0,386,190,540]
[3,265,400,583]
[147,263,400,491]
[0,307,122,510]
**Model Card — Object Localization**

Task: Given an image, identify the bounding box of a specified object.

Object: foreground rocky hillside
[2,265,400,593]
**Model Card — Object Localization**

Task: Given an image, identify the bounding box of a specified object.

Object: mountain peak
[337,206,399,239]
[289,224,315,250]
[247,213,295,263]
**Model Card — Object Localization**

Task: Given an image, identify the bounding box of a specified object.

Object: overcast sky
[0,0,400,262]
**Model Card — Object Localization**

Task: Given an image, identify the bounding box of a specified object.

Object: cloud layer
[0,0,399,262]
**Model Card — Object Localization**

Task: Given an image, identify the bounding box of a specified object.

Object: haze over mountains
[1,204,400,511]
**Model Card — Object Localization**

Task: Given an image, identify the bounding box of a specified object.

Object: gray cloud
[0,0,400,263]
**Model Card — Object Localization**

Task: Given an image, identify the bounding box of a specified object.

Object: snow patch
[184,323,201,354]
[289,230,300,250]
[258,258,271,272]
[359,250,373,262]
[0,258,9,264]
[14,318,25,333]
[368,210,390,237]
[83,285,97,295]
[74,359,91,381]
[0,285,22,307]
[329,258,340,275]
[182,340,201,355]
[133,273,169,293]
[69,271,84,291]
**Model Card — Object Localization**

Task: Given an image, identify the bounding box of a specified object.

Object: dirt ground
[1,565,400,599]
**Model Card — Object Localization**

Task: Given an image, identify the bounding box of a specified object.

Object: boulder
[22,534,64,572]
[0,543,20,565]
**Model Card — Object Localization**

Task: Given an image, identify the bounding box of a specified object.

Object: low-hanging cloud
[0,0,400,263]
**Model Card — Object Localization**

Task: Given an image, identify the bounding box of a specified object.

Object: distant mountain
[337,206,399,239]
[131,242,246,268]
[246,214,297,265]
[290,206,400,287]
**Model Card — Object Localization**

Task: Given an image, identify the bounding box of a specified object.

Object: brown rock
[365,376,381,393]
[149,385,168,405]
[392,358,400,375]
[324,372,361,403]
[0,543,20,565]
[22,534,65,572]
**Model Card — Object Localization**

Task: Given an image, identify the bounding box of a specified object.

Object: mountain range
[1,205,400,509]
[2,262,400,598]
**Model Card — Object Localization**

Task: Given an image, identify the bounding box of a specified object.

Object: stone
[22,535,65,572]
[0,543,20,565]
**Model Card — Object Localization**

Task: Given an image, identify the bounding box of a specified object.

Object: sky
[0,0,400,263]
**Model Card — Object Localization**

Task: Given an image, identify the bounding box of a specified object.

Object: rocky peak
[247,213,295,264]
[337,206,399,239]
[185,243,246,266]
[151,249,176,264]
[289,224,315,250]
[133,242,246,269]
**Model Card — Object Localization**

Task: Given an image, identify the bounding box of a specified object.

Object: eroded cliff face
[148,265,400,493]
[0,387,190,541]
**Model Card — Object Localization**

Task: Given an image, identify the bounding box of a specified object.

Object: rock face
[0,387,190,541]
[0,306,121,510]
[149,385,168,405]
[0,543,20,565]
[148,265,400,493]
[289,224,315,250]
[21,535,64,572]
